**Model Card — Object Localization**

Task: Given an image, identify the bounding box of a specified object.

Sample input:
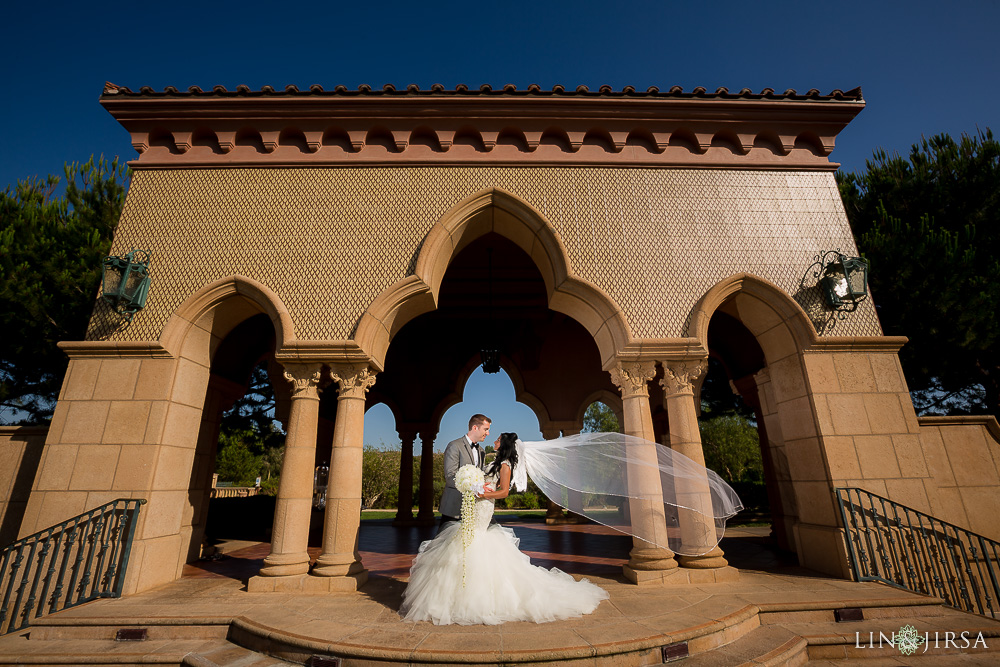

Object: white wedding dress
[400,462,609,625]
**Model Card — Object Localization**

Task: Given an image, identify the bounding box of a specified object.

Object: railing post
[113,500,145,597]
[978,536,1000,618]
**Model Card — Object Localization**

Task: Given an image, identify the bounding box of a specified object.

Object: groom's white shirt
[465,434,479,467]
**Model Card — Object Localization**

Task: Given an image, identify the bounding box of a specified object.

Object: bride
[399,432,609,625]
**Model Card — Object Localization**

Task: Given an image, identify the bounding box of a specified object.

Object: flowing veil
[514,433,743,556]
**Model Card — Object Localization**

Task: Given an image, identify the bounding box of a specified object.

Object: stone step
[669,603,1000,665]
[3,598,998,666]
[802,614,1000,662]
[0,636,201,664]
[182,641,297,667]
[678,625,809,666]
[809,655,1000,666]
[0,637,296,666]
[26,617,230,641]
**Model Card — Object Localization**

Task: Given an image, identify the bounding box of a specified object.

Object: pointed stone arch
[428,354,550,433]
[688,272,818,363]
[355,188,630,368]
[575,389,625,430]
[688,272,830,560]
[159,275,296,361]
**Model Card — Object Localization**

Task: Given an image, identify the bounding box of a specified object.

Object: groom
[439,414,491,529]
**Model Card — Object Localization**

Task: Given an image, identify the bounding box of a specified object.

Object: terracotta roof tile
[102,81,863,102]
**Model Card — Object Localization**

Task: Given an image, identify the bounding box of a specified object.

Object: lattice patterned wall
[88,167,882,342]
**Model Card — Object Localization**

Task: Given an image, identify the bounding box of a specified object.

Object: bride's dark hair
[487,432,518,478]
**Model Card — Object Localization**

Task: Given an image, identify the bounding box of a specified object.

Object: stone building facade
[4,83,999,595]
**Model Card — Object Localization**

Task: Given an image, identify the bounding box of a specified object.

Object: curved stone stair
[681,599,1000,665]
[1,593,998,665]
[0,618,296,666]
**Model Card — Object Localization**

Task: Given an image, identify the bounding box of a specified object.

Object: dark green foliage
[219,365,285,450]
[0,157,128,423]
[837,130,1000,416]
[699,414,763,484]
[215,428,263,486]
[582,401,620,433]
[361,444,401,509]
[512,491,540,509]
[214,364,285,491]
[728,481,769,513]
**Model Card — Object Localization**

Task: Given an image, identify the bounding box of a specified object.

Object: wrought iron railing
[836,487,999,618]
[0,498,145,634]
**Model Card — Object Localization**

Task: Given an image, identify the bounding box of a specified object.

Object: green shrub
[260,476,280,496]
[519,492,540,510]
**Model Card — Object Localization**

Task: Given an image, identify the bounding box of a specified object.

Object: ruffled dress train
[400,496,609,625]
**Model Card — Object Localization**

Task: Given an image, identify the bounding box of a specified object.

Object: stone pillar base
[311,556,366,578]
[622,564,690,585]
[628,546,678,571]
[415,514,437,527]
[545,499,564,523]
[623,564,740,585]
[247,571,368,593]
[258,553,310,577]
[678,546,729,569]
[392,513,416,527]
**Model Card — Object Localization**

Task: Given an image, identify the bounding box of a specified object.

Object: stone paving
[3,520,999,665]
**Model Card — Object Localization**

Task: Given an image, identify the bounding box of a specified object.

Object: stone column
[661,360,728,569]
[393,429,416,526]
[258,363,323,577]
[540,424,566,523]
[609,361,679,584]
[416,431,437,526]
[312,364,376,587]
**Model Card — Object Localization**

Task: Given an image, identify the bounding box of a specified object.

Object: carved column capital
[282,362,323,399]
[329,363,377,399]
[609,361,657,399]
[659,360,708,397]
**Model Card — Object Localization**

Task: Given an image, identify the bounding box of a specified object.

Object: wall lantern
[812,250,869,315]
[101,249,152,319]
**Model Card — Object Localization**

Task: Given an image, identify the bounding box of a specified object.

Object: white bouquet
[455,464,485,495]
[454,464,485,585]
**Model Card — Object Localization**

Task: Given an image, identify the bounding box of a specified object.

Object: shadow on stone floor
[183,519,817,584]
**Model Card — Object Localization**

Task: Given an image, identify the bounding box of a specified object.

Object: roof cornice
[101,82,865,171]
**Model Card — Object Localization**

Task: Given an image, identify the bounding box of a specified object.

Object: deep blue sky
[3,0,997,446]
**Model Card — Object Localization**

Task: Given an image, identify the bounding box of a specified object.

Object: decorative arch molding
[424,354,551,434]
[355,188,631,367]
[689,273,908,360]
[575,389,625,429]
[501,357,552,429]
[365,397,404,432]
[159,275,296,359]
[688,273,819,361]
